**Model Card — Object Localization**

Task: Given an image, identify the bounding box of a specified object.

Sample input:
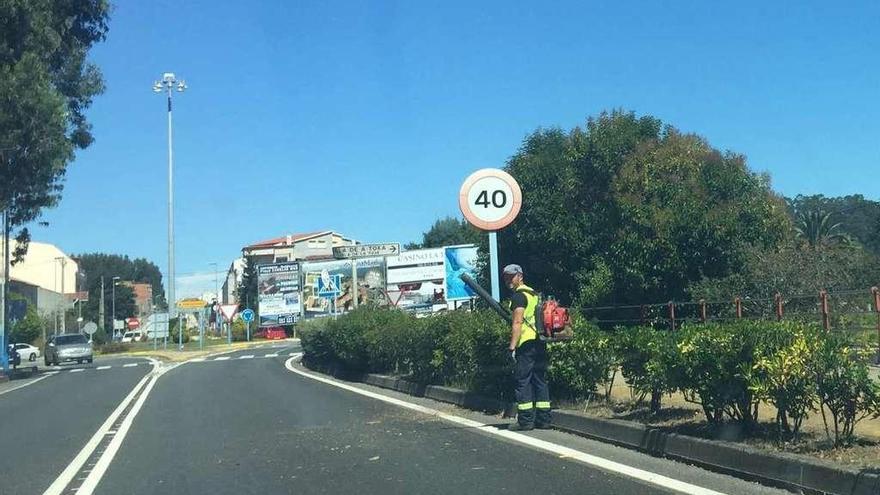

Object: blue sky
[36,1,880,298]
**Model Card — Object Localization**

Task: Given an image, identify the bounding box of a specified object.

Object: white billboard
[386,248,447,313]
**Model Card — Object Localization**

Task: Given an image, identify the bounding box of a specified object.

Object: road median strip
[296,359,880,495]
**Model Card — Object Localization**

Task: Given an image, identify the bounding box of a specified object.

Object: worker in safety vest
[503,264,551,431]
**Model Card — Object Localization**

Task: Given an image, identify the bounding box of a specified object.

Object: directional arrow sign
[220,304,239,322]
[333,243,400,259]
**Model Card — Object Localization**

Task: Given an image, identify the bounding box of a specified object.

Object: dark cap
[502,264,523,279]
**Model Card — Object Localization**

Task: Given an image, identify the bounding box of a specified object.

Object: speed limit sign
[458,168,522,231]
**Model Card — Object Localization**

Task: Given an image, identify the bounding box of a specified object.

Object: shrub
[614,326,678,412]
[97,342,131,354]
[749,322,821,440]
[676,322,765,426]
[813,333,880,446]
[548,319,617,402]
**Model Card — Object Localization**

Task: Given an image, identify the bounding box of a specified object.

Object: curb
[306,362,880,495]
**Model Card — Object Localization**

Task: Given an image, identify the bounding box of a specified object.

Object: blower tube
[459,273,512,324]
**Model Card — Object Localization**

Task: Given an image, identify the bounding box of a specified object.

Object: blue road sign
[317,274,342,298]
[241,308,255,323]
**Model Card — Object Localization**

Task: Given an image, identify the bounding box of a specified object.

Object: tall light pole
[153,73,187,327]
[112,276,120,338]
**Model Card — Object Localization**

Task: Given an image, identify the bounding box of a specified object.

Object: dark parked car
[44,334,93,366]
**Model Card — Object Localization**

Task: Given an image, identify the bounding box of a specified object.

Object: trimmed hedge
[300,308,880,445]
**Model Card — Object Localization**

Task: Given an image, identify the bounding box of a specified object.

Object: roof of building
[244,231,333,249]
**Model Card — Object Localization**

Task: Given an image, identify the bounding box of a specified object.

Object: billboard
[445,245,479,301]
[257,262,301,327]
[386,248,447,313]
[301,257,386,318]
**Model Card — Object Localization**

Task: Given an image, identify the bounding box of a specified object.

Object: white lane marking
[123,363,138,368]
[239,355,255,359]
[264,353,279,358]
[96,366,111,371]
[284,357,725,495]
[75,373,160,495]
[0,373,52,396]
[189,358,206,363]
[45,371,60,376]
[214,356,230,361]
[43,360,158,495]
[288,352,298,356]
[69,369,84,373]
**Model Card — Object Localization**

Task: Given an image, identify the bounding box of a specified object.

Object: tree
[73,253,163,331]
[0,1,110,258]
[793,209,850,249]
[499,110,790,306]
[785,195,880,252]
[236,256,258,311]
[409,217,483,250]
[10,304,42,344]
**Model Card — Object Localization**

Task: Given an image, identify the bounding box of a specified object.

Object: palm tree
[794,209,850,248]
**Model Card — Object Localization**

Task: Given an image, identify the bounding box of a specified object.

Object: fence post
[819,290,830,331]
[734,297,742,319]
[668,301,676,331]
[872,287,880,364]
[774,292,783,322]
[699,299,707,323]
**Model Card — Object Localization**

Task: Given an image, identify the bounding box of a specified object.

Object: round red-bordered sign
[459,168,522,231]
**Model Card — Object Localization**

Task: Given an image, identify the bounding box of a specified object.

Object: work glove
[508,348,517,364]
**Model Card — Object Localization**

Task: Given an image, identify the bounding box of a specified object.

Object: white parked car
[121,331,143,343]
[12,343,40,362]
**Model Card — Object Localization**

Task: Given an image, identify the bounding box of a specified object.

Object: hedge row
[299,308,880,445]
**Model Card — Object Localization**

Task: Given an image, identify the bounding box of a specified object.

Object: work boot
[534,423,553,430]
[508,422,534,432]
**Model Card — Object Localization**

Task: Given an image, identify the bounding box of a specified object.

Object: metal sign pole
[489,231,500,301]
[351,260,358,309]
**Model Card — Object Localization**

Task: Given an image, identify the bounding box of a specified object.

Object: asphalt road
[0,356,152,494]
[1,345,791,495]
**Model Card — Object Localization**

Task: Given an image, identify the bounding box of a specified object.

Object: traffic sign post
[459,168,523,301]
[241,308,254,342]
[220,304,238,344]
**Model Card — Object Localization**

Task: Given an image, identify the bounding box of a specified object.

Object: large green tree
[499,110,790,306]
[786,195,880,254]
[0,0,110,256]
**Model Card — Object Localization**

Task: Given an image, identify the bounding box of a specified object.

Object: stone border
[305,361,880,495]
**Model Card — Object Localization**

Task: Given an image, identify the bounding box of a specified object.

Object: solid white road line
[75,374,160,495]
[214,356,230,361]
[123,363,138,368]
[42,360,158,495]
[239,355,255,359]
[0,373,51,396]
[283,357,726,495]
[69,369,84,373]
[95,366,111,371]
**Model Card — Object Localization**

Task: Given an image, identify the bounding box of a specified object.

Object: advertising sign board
[386,248,446,313]
[257,262,301,327]
[445,245,480,301]
[301,257,386,318]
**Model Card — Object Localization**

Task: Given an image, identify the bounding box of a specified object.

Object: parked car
[12,343,40,362]
[44,334,93,366]
[121,330,143,343]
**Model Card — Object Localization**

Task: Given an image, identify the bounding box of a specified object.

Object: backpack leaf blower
[459,273,572,341]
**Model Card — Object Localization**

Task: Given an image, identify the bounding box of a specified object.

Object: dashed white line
[264,353,279,358]
[123,363,138,368]
[96,366,111,370]
[284,357,725,495]
[45,371,60,376]
[189,358,206,362]
[239,355,255,359]
[214,356,230,361]
[69,369,84,373]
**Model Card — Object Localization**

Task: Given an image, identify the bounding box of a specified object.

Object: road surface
[0,344,789,495]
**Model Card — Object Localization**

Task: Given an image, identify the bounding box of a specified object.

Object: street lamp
[153,73,187,325]
[208,262,219,337]
[112,276,120,339]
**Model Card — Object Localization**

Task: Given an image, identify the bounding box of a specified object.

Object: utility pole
[99,276,105,336]
[0,210,9,375]
[112,276,120,338]
[59,257,66,334]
